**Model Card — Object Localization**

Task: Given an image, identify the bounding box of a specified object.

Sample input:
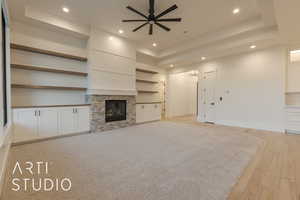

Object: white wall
[197,47,286,132]
[10,20,88,106]
[0,0,12,195]
[166,71,198,118]
[87,27,137,95]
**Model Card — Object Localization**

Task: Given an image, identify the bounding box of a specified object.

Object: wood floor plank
[277,179,297,200]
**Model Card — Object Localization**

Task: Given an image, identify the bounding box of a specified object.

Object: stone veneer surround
[87,95,136,132]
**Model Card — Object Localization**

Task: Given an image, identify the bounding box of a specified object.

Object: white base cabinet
[136,103,161,123]
[13,109,39,142]
[58,107,90,135]
[13,106,90,143]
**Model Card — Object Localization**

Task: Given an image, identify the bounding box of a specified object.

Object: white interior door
[203,71,217,123]
[38,108,59,138]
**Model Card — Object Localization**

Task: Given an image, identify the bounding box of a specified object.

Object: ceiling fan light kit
[122,0,182,35]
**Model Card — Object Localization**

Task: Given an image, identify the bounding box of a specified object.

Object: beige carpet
[2,122,263,200]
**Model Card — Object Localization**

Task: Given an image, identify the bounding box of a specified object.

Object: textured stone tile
[87,95,136,133]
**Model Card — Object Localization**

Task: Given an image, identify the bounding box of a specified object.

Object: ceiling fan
[122,0,182,35]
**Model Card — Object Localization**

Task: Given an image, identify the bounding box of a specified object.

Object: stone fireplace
[87,95,136,132]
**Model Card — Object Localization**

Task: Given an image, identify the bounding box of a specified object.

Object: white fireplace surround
[87,89,137,96]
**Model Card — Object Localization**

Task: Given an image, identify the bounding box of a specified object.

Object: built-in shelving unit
[136,68,159,74]
[11,64,88,76]
[11,41,89,108]
[136,102,162,104]
[137,90,159,94]
[11,84,87,91]
[11,43,88,62]
[286,91,300,94]
[136,79,158,84]
[12,104,91,109]
[135,67,162,99]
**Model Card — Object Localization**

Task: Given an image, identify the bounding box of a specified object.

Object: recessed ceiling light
[233,8,240,14]
[250,45,256,49]
[118,30,124,34]
[152,43,157,47]
[62,7,70,13]
[201,57,206,60]
[109,36,113,40]
[170,64,174,68]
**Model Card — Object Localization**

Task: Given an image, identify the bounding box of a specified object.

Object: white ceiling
[9,0,260,51]
[8,0,286,69]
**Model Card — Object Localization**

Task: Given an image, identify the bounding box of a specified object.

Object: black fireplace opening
[105,100,127,122]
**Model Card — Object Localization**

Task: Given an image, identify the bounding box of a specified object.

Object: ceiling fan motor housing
[122,0,182,35]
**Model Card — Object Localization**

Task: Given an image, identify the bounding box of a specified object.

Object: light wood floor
[168,116,300,200]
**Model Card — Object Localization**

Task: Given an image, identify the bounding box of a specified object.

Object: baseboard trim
[12,131,91,146]
[285,129,300,135]
[135,120,161,125]
[216,120,285,133]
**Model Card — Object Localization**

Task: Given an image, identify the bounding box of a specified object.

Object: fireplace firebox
[105,100,127,122]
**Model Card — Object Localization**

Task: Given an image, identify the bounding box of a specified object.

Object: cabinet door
[59,108,76,135]
[144,104,152,122]
[136,104,146,123]
[38,108,59,138]
[75,107,90,133]
[13,109,39,143]
[153,104,161,121]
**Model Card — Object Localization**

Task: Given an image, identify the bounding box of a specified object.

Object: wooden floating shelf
[11,64,88,76]
[12,104,91,109]
[136,102,162,104]
[11,43,88,62]
[138,90,159,94]
[11,84,87,91]
[136,68,159,74]
[136,79,159,84]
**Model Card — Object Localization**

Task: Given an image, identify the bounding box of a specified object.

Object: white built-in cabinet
[13,106,90,143]
[136,103,161,123]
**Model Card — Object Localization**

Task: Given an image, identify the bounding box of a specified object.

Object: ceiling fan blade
[126,6,148,19]
[155,22,170,31]
[133,22,149,32]
[149,0,155,15]
[156,4,178,19]
[156,18,182,22]
[122,19,148,22]
[149,24,153,35]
